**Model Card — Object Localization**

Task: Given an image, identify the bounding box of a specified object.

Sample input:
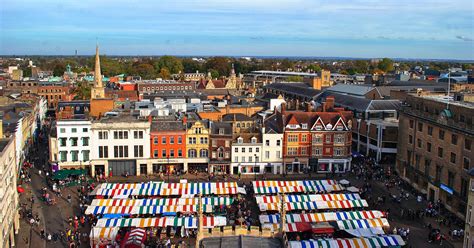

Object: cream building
[186,120,210,172]
[0,138,19,248]
[55,120,92,169]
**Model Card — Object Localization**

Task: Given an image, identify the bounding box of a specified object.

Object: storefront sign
[440,183,453,195]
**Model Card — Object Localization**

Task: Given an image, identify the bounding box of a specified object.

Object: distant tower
[91,45,105,99]
[75,49,78,56]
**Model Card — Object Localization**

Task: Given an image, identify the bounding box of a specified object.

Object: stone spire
[91,45,105,99]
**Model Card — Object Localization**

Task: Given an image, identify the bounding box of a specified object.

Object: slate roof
[264,112,284,133]
[264,83,321,99]
[326,84,375,96]
[317,91,401,112]
[151,121,186,132]
[210,122,232,135]
[221,113,253,122]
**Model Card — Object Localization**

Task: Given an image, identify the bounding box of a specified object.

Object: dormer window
[302,123,308,129]
[326,124,333,130]
[336,125,344,131]
[237,137,243,144]
[219,128,225,135]
[251,137,257,144]
[316,125,322,131]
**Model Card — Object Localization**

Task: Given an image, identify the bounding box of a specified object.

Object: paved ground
[14,131,464,248]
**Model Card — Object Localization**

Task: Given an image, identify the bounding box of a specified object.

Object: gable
[311,116,325,131]
[332,116,348,131]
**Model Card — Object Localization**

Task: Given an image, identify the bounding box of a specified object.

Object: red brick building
[150,120,187,173]
[37,85,74,109]
[281,97,353,173]
[209,121,233,174]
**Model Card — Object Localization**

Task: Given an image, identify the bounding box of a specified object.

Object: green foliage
[205,57,231,77]
[377,58,394,73]
[286,75,303,82]
[154,56,183,74]
[209,69,219,79]
[23,67,32,77]
[353,60,369,74]
[73,82,91,100]
[182,58,203,73]
[53,63,66,76]
[135,63,156,79]
[306,64,321,73]
[159,68,171,79]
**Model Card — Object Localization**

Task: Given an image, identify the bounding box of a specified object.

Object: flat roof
[420,95,474,109]
[250,70,319,77]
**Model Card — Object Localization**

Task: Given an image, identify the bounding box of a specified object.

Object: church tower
[91,45,105,99]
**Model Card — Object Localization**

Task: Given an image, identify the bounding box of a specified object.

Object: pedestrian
[67,194,72,203]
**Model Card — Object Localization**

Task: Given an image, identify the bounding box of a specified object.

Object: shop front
[283,158,308,174]
[230,163,266,175]
[145,158,186,175]
[209,161,230,174]
[316,158,351,173]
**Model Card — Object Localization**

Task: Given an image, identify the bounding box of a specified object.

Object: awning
[94,216,227,228]
[259,211,385,224]
[345,227,385,237]
[90,227,119,240]
[288,235,405,248]
[258,200,368,212]
[337,218,389,230]
[90,197,234,207]
[52,169,86,180]
[256,194,361,204]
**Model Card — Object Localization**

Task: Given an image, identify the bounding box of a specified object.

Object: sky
[1,0,473,60]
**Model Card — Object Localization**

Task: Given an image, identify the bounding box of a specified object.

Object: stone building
[396,93,474,218]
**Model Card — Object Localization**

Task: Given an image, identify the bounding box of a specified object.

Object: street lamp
[167,155,170,183]
[254,154,257,181]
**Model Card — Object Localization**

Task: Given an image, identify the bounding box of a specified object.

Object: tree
[53,63,66,76]
[159,68,171,79]
[135,63,156,79]
[209,69,219,79]
[353,60,369,74]
[306,64,321,73]
[377,58,394,73]
[286,75,303,82]
[154,56,183,74]
[23,67,32,77]
[182,58,203,73]
[73,82,91,100]
[205,57,231,77]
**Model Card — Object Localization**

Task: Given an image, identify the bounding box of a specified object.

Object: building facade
[90,115,150,177]
[185,120,210,172]
[396,94,474,219]
[37,84,72,109]
[261,114,284,174]
[55,120,91,169]
[231,133,263,175]
[465,168,474,248]
[209,122,232,174]
[150,120,187,174]
[0,138,19,248]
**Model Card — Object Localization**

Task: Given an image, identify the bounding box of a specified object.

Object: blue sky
[1,0,473,59]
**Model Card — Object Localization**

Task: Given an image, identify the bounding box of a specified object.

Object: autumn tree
[377,58,394,73]
[154,56,183,74]
[205,57,231,77]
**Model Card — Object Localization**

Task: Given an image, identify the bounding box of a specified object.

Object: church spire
[91,45,105,99]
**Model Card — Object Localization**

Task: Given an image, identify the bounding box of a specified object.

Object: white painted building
[56,120,92,169]
[230,134,265,175]
[261,127,284,174]
[90,115,150,177]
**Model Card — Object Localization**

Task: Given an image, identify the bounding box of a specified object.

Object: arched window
[200,149,208,158]
[236,123,241,128]
[188,149,197,158]
[217,147,224,158]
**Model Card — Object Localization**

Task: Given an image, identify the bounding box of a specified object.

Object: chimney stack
[326,96,335,111]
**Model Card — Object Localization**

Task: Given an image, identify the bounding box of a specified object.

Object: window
[265,151,270,159]
[256,147,260,153]
[60,128,66,133]
[162,137,166,144]
[189,137,196,144]
[249,148,253,153]
[424,159,431,177]
[153,149,158,157]
[265,140,270,146]
[219,128,224,135]
[83,128,88,132]
[234,147,238,153]
[466,139,472,150]
[113,146,128,158]
[162,149,167,157]
[325,135,331,143]
[98,146,108,158]
[439,130,445,140]
[334,148,342,156]
[200,149,208,158]
[133,131,143,139]
[312,147,321,156]
[302,135,307,142]
[212,140,217,147]
[134,145,144,157]
[218,148,224,158]
[451,134,458,145]
[409,120,414,128]
[82,151,90,161]
[427,142,432,152]
[178,136,182,144]
[450,152,456,164]
[70,138,78,146]
[463,157,470,170]
[195,128,202,134]
[301,147,307,155]
[288,135,298,142]
[59,138,67,147]
[98,131,108,140]
[428,126,433,136]
[71,128,77,133]
[71,151,78,161]
[169,149,175,157]
[418,123,423,132]
[242,148,246,153]
[417,139,422,148]
[241,156,245,162]
[435,165,442,182]
[448,171,455,188]
[287,147,297,156]
[408,135,413,144]
[251,137,257,144]
[200,137,208,144]
[249,156,253,162]
[277,140,281,146]
[188,149,197,158]
[302,123,308,129]
[438,147,443,158]
[178,149,182,157]
[82,137,89,146]
[153,137,158,144]
[60,151,67,162]
[235,156,239,162]
[335,135,344,144]
[113,131,128,139]
[276,151,281,158]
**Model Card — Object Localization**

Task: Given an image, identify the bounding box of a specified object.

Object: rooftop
[420,95,474,109]
[0,138,10,153]
[325,84,375,96]
[249,70,319,77]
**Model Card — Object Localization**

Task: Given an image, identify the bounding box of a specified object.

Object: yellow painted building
[186,120,210,172]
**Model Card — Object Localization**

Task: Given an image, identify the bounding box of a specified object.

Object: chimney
[322,102,327,112]
[182,116,187,124]
[326,96,335,111]
[306,103,312,112]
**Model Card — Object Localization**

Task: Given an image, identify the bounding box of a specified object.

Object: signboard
[440,183,453,195]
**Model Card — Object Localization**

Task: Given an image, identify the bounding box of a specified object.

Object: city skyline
[1,0,474,60]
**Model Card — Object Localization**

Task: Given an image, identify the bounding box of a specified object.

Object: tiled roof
[151,121,186,132]
[221,113,253,122]
[264,83,321,99]
[326,84,375,96]
[210,122,232,135]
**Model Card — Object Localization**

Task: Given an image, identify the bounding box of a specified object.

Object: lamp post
[167,155,170,183]
[254,154,257,181]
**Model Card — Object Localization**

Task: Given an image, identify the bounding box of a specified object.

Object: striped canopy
[337,218,389,229]
[85,205,214,215]
[288,235,405,248]
[95,216,227,228]
[253,180,343,194]
[256,194,361,204]
[90,227,119,240]
[260,211,384,224]
[258,200,368,211]
[90,197,233,207]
